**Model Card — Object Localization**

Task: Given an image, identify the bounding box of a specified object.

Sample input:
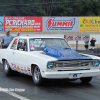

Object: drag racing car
[0,36,100,85]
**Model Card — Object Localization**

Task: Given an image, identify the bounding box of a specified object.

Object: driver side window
[10,39,18,50]
[17,39,27,51]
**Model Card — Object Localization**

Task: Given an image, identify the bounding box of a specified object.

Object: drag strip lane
[0,86,30,100]
[0,63,100,100]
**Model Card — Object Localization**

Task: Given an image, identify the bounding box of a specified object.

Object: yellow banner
[79,17,100,32]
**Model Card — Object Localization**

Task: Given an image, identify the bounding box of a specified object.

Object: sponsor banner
[74,35,82,41]
[82,35,90,41]
[0,16,4,32]
[65,35,74,41]
[4,16,42,32]
[43,17,79,32]
[64,34,90,41]
[79,17,100,32]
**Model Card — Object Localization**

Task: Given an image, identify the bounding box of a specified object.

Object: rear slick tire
[3,60,12,76]
[3,60,19,76]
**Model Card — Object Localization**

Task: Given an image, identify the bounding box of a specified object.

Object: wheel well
[2,59,5,63]
[31,64,37,72]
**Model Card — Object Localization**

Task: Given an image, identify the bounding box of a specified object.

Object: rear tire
[3,60,19,76]
[32,65,44,85]
[80,77,92,83]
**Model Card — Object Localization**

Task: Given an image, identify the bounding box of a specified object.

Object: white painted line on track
[0,87,30,100]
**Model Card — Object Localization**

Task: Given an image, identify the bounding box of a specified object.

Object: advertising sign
[4,17,42,32]
[79,17,100,32]
[82,35,90,41]
[65,35,74,41]
[64,34,90,41]
[43,17,79,32]
[0,16,4,32]
[74,35,82,41]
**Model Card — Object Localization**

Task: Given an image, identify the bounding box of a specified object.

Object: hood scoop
[43,46,92,60]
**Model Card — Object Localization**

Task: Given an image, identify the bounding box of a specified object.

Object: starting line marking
[0,87,30,100]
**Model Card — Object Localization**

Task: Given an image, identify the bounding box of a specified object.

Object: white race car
[0,36,100,85]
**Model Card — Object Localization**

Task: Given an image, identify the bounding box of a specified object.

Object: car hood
[42,46,92,60]
[30,46,92,61]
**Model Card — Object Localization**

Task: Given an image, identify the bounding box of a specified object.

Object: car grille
[55,60,93,67]
[63,62,89,67]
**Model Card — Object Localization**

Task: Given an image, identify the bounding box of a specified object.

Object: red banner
[4,17,42,32]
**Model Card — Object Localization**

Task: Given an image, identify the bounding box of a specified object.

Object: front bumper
[42,69,100,79]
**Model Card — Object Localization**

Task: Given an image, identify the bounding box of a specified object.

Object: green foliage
[0,0,100,16]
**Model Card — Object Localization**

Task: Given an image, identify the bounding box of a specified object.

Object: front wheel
[80,77,92,83]
[32,65,44,85]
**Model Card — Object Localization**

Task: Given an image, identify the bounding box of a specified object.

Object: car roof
[15,36,65,39]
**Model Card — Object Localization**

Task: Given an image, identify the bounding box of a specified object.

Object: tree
[0,0,100,16]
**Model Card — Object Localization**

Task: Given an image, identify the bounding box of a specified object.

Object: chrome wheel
[32,65,44,85]
[4,60,9,71]
[34,66,41,82]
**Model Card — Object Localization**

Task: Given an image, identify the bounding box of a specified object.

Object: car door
[10,38,28,73]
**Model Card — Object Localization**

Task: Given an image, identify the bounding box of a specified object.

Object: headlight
[47,62,54,69]
[93,60,100,67]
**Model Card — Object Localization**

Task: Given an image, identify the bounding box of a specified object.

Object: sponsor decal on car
[21,67,23,70]
[17,65,20,70]
[28,72,32,76]
[11,63,14,66]
[24,67,27,72]
[21,70,25,74]
[27,67,30,71]
[46,17,75,30]
[30,45,35,50]
[15,69,18,71]
[14,64,16,69]
[19,71,21,73]
[26,73,28,75]
[11,67,14,70]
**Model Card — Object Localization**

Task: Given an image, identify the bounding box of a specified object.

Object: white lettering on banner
[5,20,35,25]
[47,17,75,30]
[5,26,20,28]
[28,20,32,25]
[13,20,16,25]
[6,20,11,25]
[20,20,24,25]
[22,26,33,28]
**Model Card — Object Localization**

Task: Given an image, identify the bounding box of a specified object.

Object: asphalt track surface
[0,63,100,100]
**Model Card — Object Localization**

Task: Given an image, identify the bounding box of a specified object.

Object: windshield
[29,38,71,51]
